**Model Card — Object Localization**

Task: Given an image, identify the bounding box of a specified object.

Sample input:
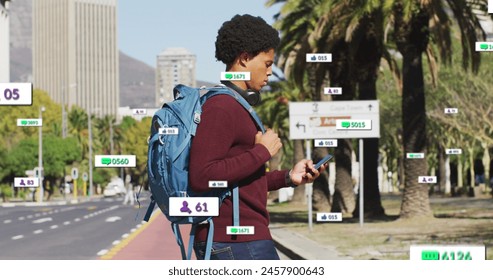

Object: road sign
[82,172,88,182]
[71,168,78,180]
[289,100,380,139]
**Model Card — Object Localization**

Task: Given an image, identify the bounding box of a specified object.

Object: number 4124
[442,251,472,260]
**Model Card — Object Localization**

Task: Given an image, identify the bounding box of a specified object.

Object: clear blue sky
[118,1,282,84]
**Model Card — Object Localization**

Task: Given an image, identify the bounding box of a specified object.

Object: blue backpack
[145,84,265,260]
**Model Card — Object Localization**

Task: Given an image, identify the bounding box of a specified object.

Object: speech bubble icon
[21,120,27,125]
[101,158,111,165]
[225,73,233,79]
[341,121,350,128]
[231,228,238,233]
[480,44,488,50]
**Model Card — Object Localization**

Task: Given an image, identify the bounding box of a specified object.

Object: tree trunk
[331,139,355,214]
[438,145,446,193]
[353,55,385,217]
[468,147,475,189]
[445,155,451,195]
[395,5,432,218]
[291,140,306,204]
[312,147,331,211]
[352,138,385,217]
[458,155,463,188]
[482,142,490,190]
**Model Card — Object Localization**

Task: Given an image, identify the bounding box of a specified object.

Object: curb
[270,224,352,260]
[99,212,159,260]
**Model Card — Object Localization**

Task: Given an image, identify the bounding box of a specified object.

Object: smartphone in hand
[314,154,333,170]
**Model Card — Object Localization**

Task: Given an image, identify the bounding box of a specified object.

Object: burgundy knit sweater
[189,94,289,242]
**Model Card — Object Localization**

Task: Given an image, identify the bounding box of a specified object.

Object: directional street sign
[289,100,380,140]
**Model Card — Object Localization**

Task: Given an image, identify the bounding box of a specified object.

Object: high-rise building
[0,0,10,82]
[156,47,196,105]
[33,0,119,117]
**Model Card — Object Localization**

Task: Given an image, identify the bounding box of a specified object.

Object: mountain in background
[8,0,213,108]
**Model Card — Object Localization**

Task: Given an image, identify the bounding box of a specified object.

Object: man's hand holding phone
[289,155,331,186]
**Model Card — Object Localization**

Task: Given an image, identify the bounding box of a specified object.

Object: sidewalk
[100,212,195,260]
[98,212,350,260]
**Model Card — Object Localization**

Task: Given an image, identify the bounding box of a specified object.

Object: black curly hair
[215,14,279,67]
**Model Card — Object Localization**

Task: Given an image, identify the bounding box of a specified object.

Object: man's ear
[238,52,250,67]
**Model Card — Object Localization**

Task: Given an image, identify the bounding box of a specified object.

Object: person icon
[422,177,427,183]
[180,201,192,214]
[20,179,25,186]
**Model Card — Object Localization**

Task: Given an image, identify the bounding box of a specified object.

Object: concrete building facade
[156,47,196,106]
[0,0,10,82]
[33,0,118,117]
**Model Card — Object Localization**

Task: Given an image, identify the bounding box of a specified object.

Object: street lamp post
[38,106,45,203]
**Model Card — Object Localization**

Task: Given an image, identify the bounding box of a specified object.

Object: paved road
[1,193,290,260]
[0,196,148,260]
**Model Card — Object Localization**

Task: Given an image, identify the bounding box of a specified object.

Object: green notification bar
[94,155,136,168]
[422,251,440,260]
[101,158,111,165]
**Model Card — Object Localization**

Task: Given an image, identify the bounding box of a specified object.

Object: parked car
[103,177,126,197]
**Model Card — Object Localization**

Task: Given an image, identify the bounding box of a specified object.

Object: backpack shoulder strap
[201,87,266,133]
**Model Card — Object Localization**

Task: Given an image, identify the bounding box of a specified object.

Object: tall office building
[0,0,10,82]
[33,0,119,117]
[156,47,196,105]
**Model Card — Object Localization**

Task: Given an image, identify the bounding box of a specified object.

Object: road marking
[34,213,40,217]
[33,229,43,234]
[99,214,159,260]
[121,233,129,238]
[112,240,120,245]
[19,217,25,221]
[97,249,109,256]
[3,219,11,224]
[12,235,24,240]
[50,225,58,229]
[63,221,70,225]
[33,217,52,224]
[27,215,33,219]
[105,216,121,223]
[74,218,81,222]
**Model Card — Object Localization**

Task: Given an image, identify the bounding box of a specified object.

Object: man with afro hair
[189,14,325,260]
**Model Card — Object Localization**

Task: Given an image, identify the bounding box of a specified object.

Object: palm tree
[388,0,490,218]
[267,0,387,216]
[68,106,88,159]
[94,115,121,155]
